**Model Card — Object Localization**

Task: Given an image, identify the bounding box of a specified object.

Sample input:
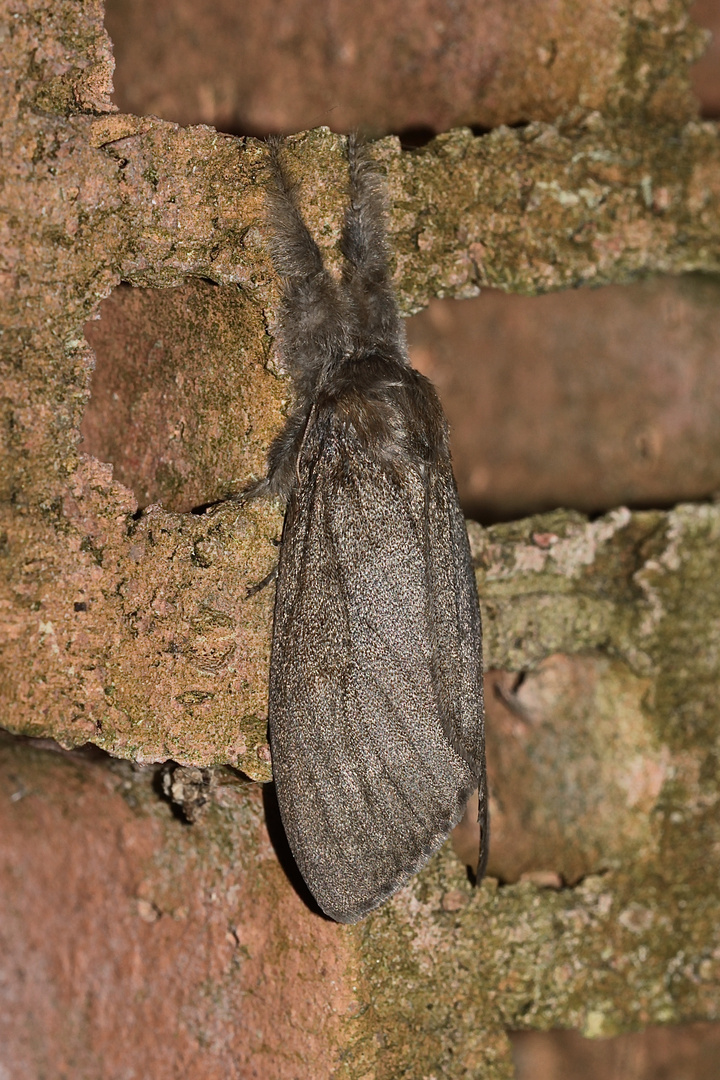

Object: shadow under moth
[250,133,487,923]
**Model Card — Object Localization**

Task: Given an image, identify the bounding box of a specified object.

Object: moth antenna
[265,136,348,392]
[341,133,390,284]
[266,136,325,284]
[340,133,406,358]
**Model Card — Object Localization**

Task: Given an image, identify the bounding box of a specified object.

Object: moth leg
[340,133,406,357]
[228,477,269,505]
[264,402,315,499]
[246,563,278,598]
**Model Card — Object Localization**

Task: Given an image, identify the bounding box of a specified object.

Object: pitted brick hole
[81,280,284,513]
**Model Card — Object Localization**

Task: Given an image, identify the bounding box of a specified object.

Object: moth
[251,134,487,923]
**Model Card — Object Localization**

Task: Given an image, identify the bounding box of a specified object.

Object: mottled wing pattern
[269,404,485,923]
